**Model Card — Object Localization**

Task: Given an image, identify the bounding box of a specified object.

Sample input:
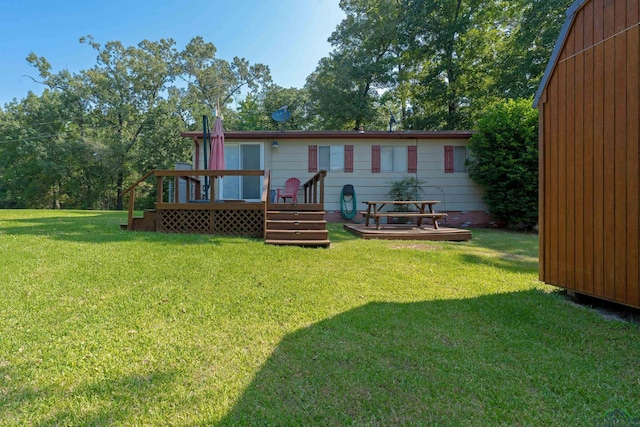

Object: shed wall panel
[603,38,616,300]
[549,71,560,285]
[629,0,639,26]
[583,47,595,296]
[575,7,585,53]
[592,40,605,298]
[584,0,595,46]
[603,0,616,38]
[558,60,568,287]
[614,0,627,32]
[614,32,628,302]
[566,57,576,290]
[594,0,606,43]
[627,24,640,307]
[574,53,585,293]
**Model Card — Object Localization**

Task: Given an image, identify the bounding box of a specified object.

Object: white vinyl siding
[264,138,487,213]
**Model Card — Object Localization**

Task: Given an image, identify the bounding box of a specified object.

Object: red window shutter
[344,145,354,173]
[408,145,417,173]
[372,145,381,173]
[444,145,454,173]
[308,145,318,172]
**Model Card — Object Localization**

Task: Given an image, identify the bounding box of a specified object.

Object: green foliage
[180,36,272,128]
[467,98,539,229]
[387,176,425,212]
[493,0,573,99]
[303,0,568,131]
[234,86,313,131]
[387,176,425,201]
[0,91,111,209]
[1,35,270,209]
[305,0,400,130]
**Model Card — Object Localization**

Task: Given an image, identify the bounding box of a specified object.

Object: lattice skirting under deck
[158,209,264,237]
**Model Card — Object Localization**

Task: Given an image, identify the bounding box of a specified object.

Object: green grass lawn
[1,210,638,426]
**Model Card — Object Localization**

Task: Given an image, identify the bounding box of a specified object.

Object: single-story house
[180,130,495,227]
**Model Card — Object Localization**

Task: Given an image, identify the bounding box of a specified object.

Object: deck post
[156,175,163,204]
[128,189,135,230]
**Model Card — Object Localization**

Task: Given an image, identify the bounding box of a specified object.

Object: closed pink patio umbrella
[208,117,225,171]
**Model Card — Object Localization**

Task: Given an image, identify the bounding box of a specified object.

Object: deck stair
[121,209,157,231]
[264,203,330,248]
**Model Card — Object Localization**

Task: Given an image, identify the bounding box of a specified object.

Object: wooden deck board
[343,223,471,241]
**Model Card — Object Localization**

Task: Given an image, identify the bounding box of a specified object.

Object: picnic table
[362,200,447,230]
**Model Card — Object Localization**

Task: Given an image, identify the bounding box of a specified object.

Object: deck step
[265,230,329,240]
[267,211,325,221]
[267,203,324,211]
[265,239,331,248]
[266,220,327,230]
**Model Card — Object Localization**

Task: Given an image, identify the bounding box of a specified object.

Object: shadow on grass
[457,253,539,274]
[0,211,229,245]
[0,370,178,426]
[0,211,361,247]
[217,290,639,426]
[326,222,360,244]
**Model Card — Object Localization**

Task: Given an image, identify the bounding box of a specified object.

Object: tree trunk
[116,172,124,210]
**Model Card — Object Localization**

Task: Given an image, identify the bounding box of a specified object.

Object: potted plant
[386,176,426,223]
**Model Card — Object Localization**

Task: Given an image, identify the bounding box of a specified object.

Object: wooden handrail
[303,170,327,205]
[121,170,156,230]
[122,170,155,197]
[124,169,269,231]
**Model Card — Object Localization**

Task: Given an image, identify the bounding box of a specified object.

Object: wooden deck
[122,169,331,247]
[343,223,471,241]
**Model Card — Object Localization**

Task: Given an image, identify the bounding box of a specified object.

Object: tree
[234,85,312,131]
[466,98,539,229]
[28,36,182,210]
[399,0,509,130]
[493,0,572,99]
[180,36,272,129]
[0,91,111,209]
[236,93,270,131]
[305,0,400,130]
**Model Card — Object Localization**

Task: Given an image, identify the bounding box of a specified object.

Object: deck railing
[121,169,267,231]
[121,169,325,235]
[303,170,327,204]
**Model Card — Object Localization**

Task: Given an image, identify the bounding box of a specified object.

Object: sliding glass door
[220,142,263,201]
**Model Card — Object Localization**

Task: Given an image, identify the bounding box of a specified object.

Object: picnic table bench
[361,200,447,230]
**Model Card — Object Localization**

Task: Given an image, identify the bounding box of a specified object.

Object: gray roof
[533,0,589,107]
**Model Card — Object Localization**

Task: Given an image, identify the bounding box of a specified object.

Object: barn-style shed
[534,0,639,307]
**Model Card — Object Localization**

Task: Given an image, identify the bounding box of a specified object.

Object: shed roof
[181,130,475,141]
[533,0,588,107]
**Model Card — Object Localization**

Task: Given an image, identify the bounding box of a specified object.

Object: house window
[454,146,467,173]
[381,146,407,172]
[318,145,344,172]
[445,145,468,173]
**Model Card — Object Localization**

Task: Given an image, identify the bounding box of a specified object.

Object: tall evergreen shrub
[467,99,538,229]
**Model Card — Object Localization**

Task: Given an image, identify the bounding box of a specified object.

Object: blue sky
[0,0,345,106]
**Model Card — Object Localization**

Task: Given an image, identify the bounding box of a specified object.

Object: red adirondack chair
[276,177,300,203]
